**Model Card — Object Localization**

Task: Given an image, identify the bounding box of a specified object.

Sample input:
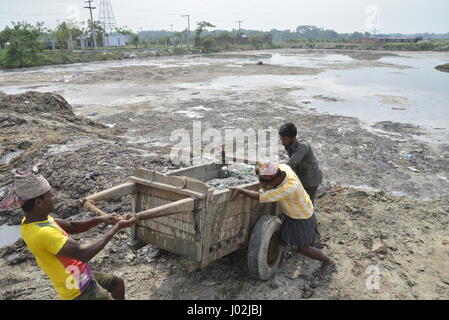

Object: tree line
[1,20,448,68]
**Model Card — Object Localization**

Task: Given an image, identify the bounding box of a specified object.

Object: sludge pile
[206,163,258,190]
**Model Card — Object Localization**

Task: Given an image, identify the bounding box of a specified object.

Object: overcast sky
[1,0,448,34]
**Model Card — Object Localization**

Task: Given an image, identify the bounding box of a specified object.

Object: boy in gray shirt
[279,123,323,246]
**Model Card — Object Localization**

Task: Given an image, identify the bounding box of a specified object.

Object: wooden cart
[81,163,283,280]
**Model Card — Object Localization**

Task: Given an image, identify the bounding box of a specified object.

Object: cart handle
[77,199,108,216]
[78,197,195,223]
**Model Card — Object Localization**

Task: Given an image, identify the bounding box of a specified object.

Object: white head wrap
[1,171,51,210]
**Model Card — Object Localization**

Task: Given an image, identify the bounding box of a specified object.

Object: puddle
[263,52,354,67]
[289,54,449,136]
[0,224,21,248]
[175,52,448,141]
[0,150,25,165]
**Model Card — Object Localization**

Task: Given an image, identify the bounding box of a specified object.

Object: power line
[236,20,243,33]
[0,11,67,16]
[84,0,97,49]
[0,2,366,33]
[98,0,117,32]
[84,0,96,26]
[11,0,79,2]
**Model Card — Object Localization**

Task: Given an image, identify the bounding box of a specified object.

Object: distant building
[45,38,59,50]
[104,32,130,47]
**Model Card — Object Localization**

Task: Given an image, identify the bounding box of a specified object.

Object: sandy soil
[0,49,448,300]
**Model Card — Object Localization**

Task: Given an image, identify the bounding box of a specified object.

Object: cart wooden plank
[129,176,206,199]
[85,182,136,202]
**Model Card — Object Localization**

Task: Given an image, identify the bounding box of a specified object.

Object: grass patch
[0,50,123,69]
[435,63,449,73]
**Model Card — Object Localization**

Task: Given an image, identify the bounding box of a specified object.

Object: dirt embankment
[0,91,171,224]
[0,90,108,165]
[288,41,449,52]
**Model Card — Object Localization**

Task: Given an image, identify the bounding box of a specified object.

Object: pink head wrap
[255,162,280,181]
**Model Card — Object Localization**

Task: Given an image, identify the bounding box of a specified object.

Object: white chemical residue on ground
[0,150,25,166]
[346,184,381,192]
[266,52,354,68]
[0,185,10,197]
[190,105,212,111]
[47,139,94,155]
[3,50,447,142]
[175,109,204,119]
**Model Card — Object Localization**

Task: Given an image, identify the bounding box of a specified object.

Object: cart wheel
[247,214,283,280]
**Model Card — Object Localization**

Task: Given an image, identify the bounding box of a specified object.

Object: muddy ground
[0,49,448,300]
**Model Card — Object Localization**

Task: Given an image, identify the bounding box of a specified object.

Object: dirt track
[0,49,448,300]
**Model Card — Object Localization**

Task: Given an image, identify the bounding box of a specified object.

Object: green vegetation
[283,38,449,52]
[201,36,216,52]
[0,21,120,68]
[0,22,47,68]
[41,51,122,65]
[195,21,215,41]
[382,40,449,51]
[435,63,449,73]
[194,21,216,52]
[1,20,448,69]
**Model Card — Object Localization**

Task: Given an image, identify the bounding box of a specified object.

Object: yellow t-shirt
[259,164,314,219]
[21,215,93,300]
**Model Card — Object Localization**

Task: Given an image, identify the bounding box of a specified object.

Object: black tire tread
[247,214,283,280]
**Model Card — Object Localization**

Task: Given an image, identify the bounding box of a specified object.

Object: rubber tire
[247,214,283,280]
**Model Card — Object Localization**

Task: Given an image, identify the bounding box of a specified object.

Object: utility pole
[181,14,190,49]
[168,25,174,48]
[67,29,73,52]
[84,0,97,50]
[236,20,243,37]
